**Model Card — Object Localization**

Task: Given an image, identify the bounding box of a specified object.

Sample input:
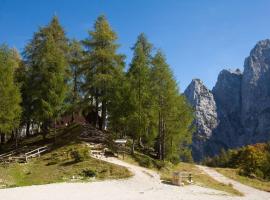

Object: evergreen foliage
[0,15,194,164]
[82,15,125,130]
[23,16,68,137]
[67,39,84,120]
[0,45,22,142]
[150,50,193,161]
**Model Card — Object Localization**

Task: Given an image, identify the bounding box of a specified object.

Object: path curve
[0,156,269,200]
[197,165,270,200]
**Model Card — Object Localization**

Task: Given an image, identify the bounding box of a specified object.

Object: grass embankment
[0,124,131,188]
[119,152,243,196]
[216,168,270,192]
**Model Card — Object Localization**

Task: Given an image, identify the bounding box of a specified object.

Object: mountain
[184,39,270,162]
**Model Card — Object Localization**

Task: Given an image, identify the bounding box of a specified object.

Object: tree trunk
[95,96,99,128]
[162,120,165,160]
[71,112,75,122]
[0,133,5,144]
[131,138,135,155]
[54,118,57,143]
[42,120,49,141]
[101,100,106,131]
[15,129,18,148]
[8,131,15,143]
[158,111,162,160]
[26,120,31,137]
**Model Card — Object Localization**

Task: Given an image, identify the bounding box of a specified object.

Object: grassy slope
[119,152,243,196]
[0,124,131,188]
[216,168,270,192]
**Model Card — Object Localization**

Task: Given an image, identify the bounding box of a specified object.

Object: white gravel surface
[0,156,269,200]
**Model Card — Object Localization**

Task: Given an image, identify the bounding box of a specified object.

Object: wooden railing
[24,146,48,162]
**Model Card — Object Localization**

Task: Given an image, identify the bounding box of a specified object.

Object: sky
[1,0,270,91]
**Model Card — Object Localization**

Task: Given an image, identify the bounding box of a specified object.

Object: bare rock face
[241,39,270,143]
[212,69,243,149]
[185,39,270,162]
[184,79,218,161]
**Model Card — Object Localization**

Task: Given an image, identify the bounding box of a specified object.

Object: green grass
[0,124,132,188]
[216,168,270,192]
[119,152,243,196]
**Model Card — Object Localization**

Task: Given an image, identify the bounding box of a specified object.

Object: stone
[184,39,270,162]
[184,79,218,161]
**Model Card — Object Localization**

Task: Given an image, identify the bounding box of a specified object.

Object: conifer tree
[67,39,84,121]
[151,51,193,161]
[24,16,68,139]
[0,45,21,144]
[126,33,154,153]
[82,15,125,130]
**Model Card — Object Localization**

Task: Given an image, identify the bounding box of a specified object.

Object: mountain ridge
[184,39,270,161]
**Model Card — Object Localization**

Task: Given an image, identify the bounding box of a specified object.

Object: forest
[0,15,194,162]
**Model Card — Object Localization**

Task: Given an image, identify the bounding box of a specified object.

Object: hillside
[0,124,131,188]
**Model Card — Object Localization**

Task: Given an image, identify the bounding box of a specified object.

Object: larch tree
[126,33,155,153]
[82,15,125,130]
[23,16,68,139]
[151,50,194,161]
[67,39,84,121]
[0,45,22,145]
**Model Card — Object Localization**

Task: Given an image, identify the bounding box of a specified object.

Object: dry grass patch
[216,168,270,192]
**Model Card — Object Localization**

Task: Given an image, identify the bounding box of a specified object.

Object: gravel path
[0,157,269,200]
[197,165,270,200]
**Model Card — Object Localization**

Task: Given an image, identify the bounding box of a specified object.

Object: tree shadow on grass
[59,160,82,166]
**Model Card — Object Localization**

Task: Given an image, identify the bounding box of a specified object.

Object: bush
[80,169,96,178]
[153,159,165,169]
[138,156,152,168]
[70,147,90,162]
[170,155,181,165]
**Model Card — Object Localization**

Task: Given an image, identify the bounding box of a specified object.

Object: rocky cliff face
[185,39,270,162]
[212,69,243,148]
[184,79,218,161]
[241,39,270,143]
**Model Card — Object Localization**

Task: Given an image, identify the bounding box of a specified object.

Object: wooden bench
[172,171,193,186]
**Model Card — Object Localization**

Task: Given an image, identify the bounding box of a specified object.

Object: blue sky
[1,0,270,90]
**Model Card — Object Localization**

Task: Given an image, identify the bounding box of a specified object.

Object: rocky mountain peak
[184,40,270,162]
[184,79,218,161]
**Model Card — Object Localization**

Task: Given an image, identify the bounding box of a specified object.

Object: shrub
[70,150,82,162]
[80,169,96,178]
[170,155,181,165]
[153,159,165,169]
[138,156,152,168]
[70,147,90,162]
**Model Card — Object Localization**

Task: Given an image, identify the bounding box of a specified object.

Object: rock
[184,39,270,162]
[184,79,218,161]
[212,69,243,149]
[241,39,270,143]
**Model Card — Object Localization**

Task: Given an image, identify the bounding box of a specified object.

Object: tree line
[204,143,270,180]
[0,15,194,161]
